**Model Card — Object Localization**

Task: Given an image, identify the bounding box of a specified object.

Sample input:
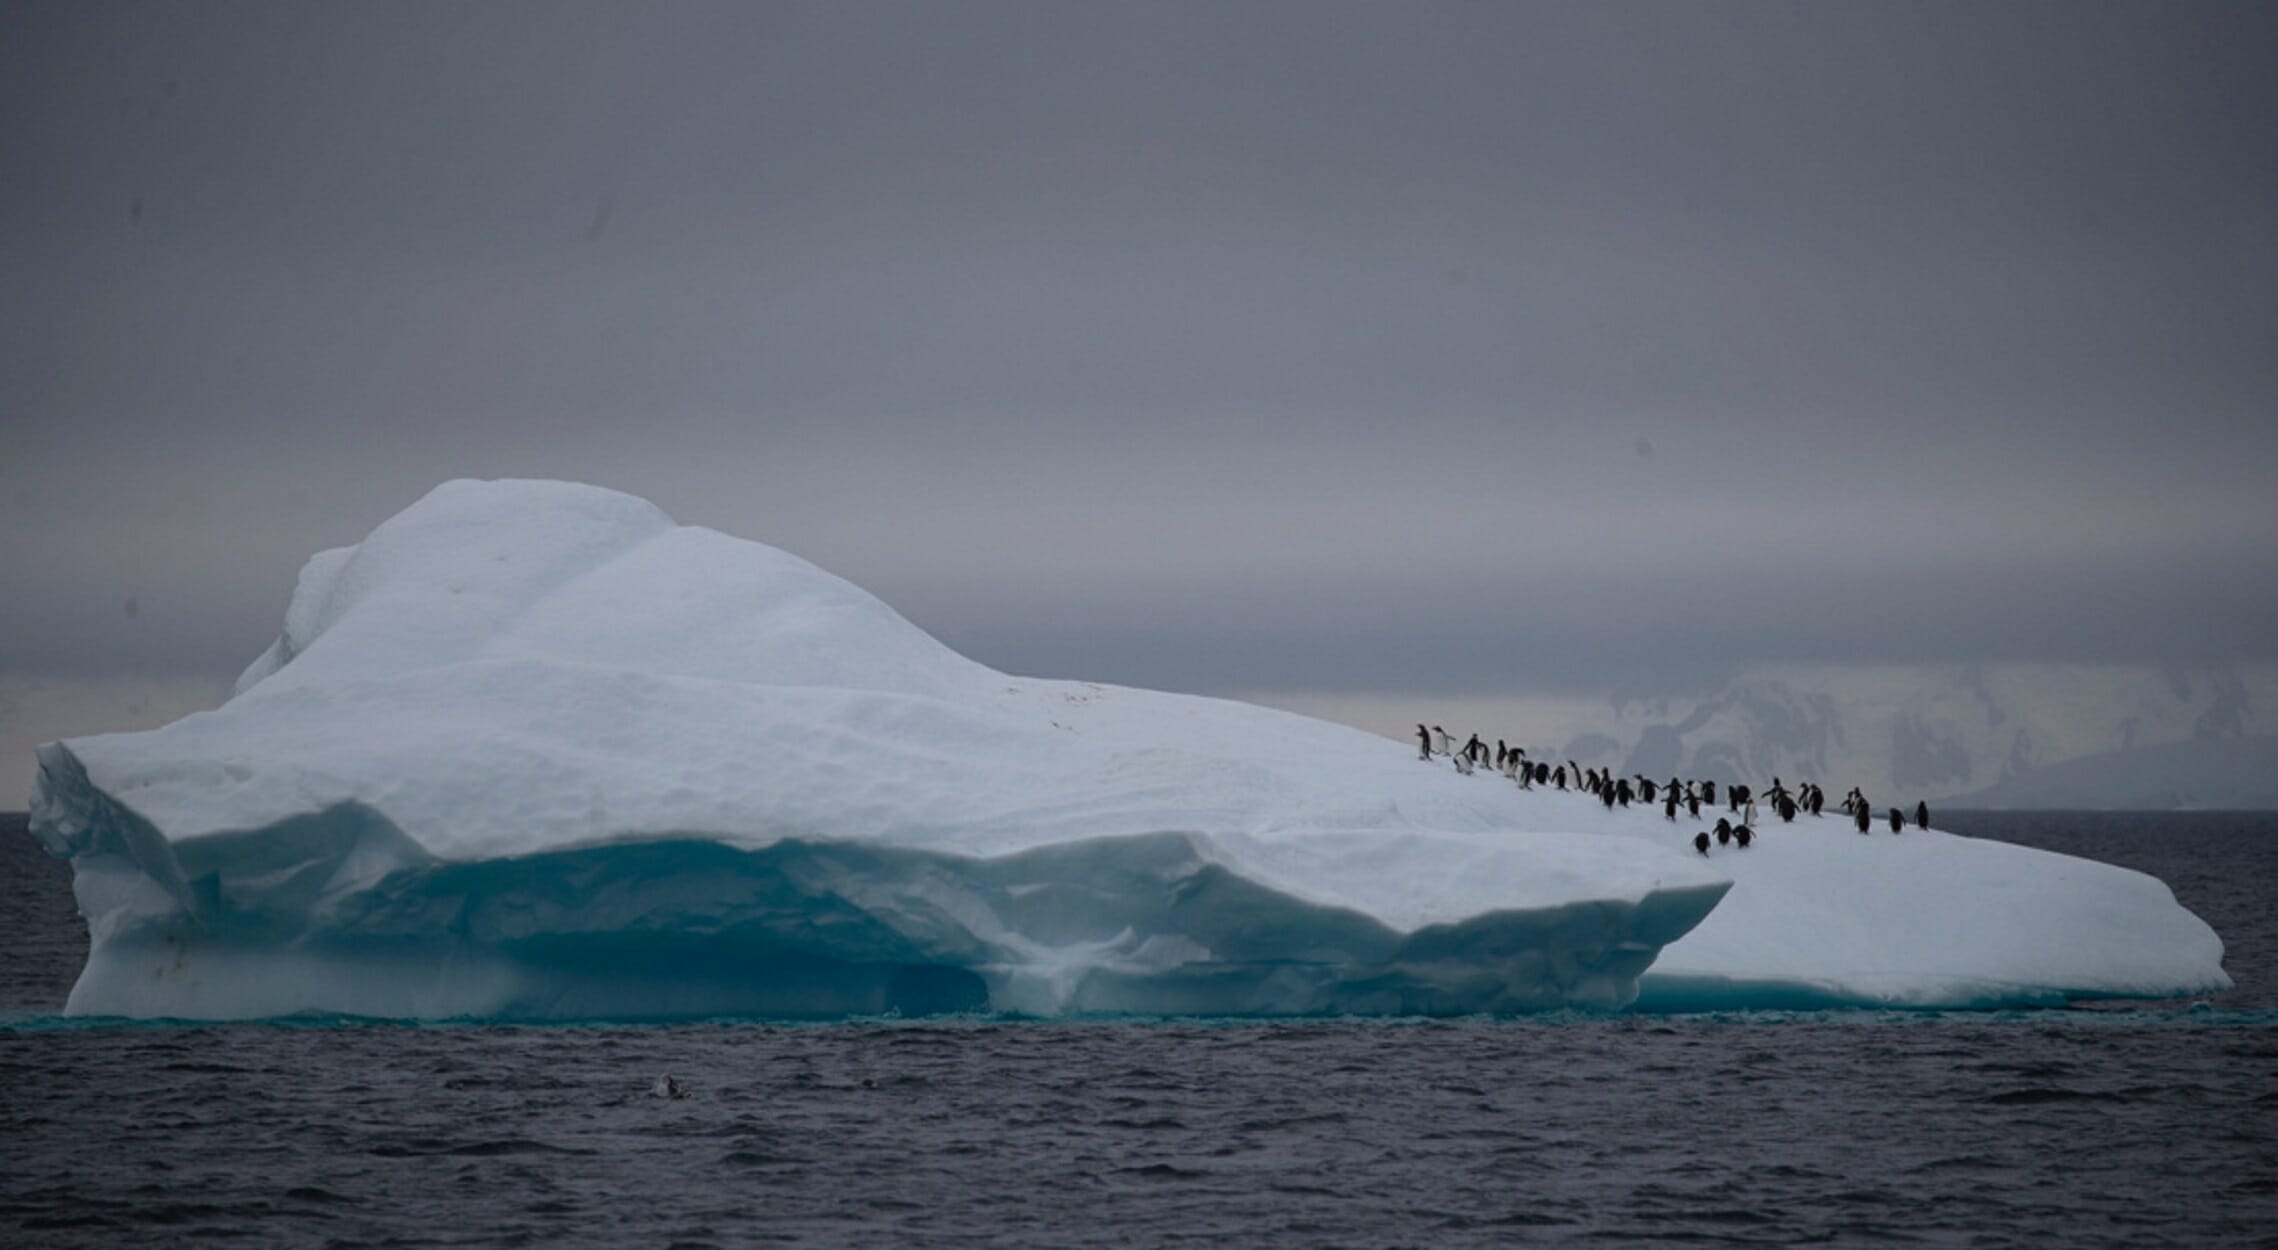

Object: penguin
[1434,726,1453,755]
[1915,800,1929,831]
[1809,787,1825,818]
[1889,806,1904,833]
[1701,780,1718,807]
[1694,831,1711,855]
[1854,803,1871,834]
[1536,761,1551,786]
[1734,824,1753,849]
[1639,778,1657,804]
[1687,794,1701,818]
[1466,734,1488,767]
[1495,740,1508,771]
[1714,817,1732,838]
[1553,766,1567,791]
[652,1074,689,1099]
[1778,796,1796,823]
[1664,793,1679,821]
[1616,778,1634,806]
[1715,825,1732,846]
[1729,784,1750,815]
[1417,724,1434,760]
[1600,782,1617,809]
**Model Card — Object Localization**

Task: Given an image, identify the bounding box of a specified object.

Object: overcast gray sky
[4,2,2275,739]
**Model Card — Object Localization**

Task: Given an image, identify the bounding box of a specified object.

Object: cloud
[0,1,2272,711]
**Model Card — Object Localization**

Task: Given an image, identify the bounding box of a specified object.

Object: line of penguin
[1414,723,1931,857]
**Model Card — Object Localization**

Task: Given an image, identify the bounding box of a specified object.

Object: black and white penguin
[1778,795,1797,823]
[1734,824,1753,849]
[1854,803,1872,834]
[1715,825,1732,846]
[1553,765,1567,790]
[1417,724,1433,760]
[1915,800,1929,831]
[1701,780,1718,807]
[1889,807,1904,833]
[1664,793,1679,821]
[1434,726,1453,755]
[1694,831,1711,855]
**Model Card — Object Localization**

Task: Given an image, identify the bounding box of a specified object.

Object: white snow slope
[28,480,2229,1019]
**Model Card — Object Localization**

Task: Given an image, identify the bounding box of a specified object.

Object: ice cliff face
[27,480,2229,1019]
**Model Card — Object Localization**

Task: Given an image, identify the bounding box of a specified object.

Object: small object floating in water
[651,1074,688,1099]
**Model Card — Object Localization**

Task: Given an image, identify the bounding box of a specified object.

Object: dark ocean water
[4,812,2275,1247]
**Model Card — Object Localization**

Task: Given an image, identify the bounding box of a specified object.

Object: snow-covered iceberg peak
[32,479,1739,1020]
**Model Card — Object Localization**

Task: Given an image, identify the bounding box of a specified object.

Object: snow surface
[28,480,2230,1019]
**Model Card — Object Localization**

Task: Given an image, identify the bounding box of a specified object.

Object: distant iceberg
[27,480,2228,1019]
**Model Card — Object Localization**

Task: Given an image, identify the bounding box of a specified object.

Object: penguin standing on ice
[1553,765,1567,790]
[1915,800,1930,831]
[1694,831,1711,855]
[1687,793,1702,818]
[1417,724,1434,760]
[1701,780,1718,807]
[1854,802,1872,834]
[1664,792,1679,821]
[1715,825,1732,846]
[1434,726,1453,756]
[1734,824,1753,849]
[1889,806,1905,833]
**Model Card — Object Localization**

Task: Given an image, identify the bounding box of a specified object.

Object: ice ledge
[34,752,1730,1020]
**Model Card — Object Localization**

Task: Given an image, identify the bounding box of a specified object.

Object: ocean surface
[4,811,2274,1247]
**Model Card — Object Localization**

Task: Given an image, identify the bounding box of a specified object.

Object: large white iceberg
[27,480,2228,1019]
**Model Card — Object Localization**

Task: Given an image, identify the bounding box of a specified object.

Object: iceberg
[26,480,2228,1019]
